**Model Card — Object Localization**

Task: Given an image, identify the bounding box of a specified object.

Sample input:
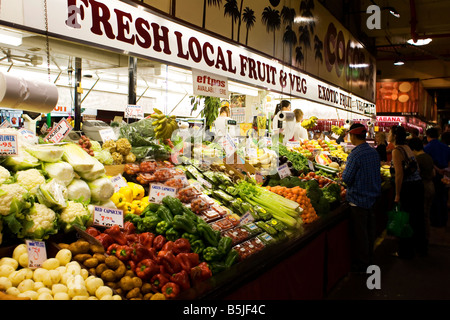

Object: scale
[278,111,296,145]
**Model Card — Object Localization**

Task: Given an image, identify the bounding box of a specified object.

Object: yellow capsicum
[118,185,134,203]
[123,202,135,215]
[111,193,126,209]
[132,200,145,215]
[128,182,145,200]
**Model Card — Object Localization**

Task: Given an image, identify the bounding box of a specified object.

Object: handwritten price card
[26,240,47,269]
[149,184,177,203]
[93,206,124,228]
[44,118,73,143]
[0,133,18,156]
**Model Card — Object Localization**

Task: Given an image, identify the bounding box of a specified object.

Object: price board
[44,118,73,143]
[149,184,177,203]
[0,133,18,156]
[99,128,117,143]
[0,120,12,128]
[277,163,292,179]
[110,174,128,193]
[93,206,124,228]
[125,105,144,119]
[26,240,47,269]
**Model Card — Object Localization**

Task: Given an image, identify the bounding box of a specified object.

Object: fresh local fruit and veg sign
[5,0,375,115]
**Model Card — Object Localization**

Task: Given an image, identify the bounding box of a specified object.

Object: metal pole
[128,56,137,105]
[74,57,82,131]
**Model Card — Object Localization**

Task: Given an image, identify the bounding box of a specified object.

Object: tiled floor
[326,224,450,300]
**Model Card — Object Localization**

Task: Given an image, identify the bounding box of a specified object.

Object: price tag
[110,174,128,193]
[239,211,255,225]
[286,141,300,148]
[308,160,315,172]
[125,105,144,119]
[26,240,47,269]
[44,118,73,143]
[247,148,257,158]
[0,120,12,128]
[0,133,18,156]
[331,133,339,140]
[99,128,117,143]
[222,134,236,156]
[149,184,177,203]
[40,123,48,135]
[255,171,264,184]
[277,163,292,179]
[197,176,212,189]
[93,206,124,228]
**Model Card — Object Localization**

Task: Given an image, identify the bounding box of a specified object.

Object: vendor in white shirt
[292,108,308,141]
[272,100,291,134]
[213,106,231,137]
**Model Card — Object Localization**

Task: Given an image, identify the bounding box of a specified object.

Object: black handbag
[396,146,418,177]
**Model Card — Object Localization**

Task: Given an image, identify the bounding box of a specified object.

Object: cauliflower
[16,169,46,194]
[59,201,93,233]
[0,183,28,216]
[0,166,10,184]
[102,140,117,153]
[116,138,131,156]
[21,203,58,240]
[111,152,123,165]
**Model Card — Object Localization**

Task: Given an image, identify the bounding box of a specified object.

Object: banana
[150,113,165,120]
[153,108,163,114]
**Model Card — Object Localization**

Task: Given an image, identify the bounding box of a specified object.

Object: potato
[83,258,99,269]
[72,295,89,300]
[8,270,26,287]
[5,287,20,296]
[89,244,105,254]
[37,287,52,295]
[68,241,90,255]
[73,254,91,263]
[42,272,54,288]
[55,249,72,266]
[88,296,98,300]
[100,294,114,300]
[93,253,106,264]
[22,268,33,279]
[60,272,73,285]
[119,276,134,291]
[80,268,89,280]
[66,261,82,276]
[42,258,60,270]
[0,264,15,277]
[124,270,135,278]
[18,253,29,268]
[37,292,54,300]
[113,294,122,300]
[126,287,142,300]
[52,283,68,295]
[17,290,38,300]
[114,262,126,278]
[48,269,61,284]
[32,268,48,283]
[17,279,35,293]
[53,292,70,300]
[141,282,152,295]
[85,276,104,296]
[131,277,142,288]
[105,255,120,270]
[100,269,116,282]
[57,243,70,249]
[55,266,67,277]
[95,285,113,299]
[150,293,166,300]
[12,244,27,262]
[143,293,153,300]
[95,263,108,276]
[0,257,18,270]
[0,277,12,291]
[33,281,45,291]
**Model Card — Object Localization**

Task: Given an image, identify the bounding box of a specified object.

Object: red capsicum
[161,282,180,299]
[139,232,155,248]
[123,221,136,235]
[95,233,114,250]
[136,259,159,280]
[152,235,167,251]
[158,250,181,275]
[190,262,212,284]
[126,233,139,245]
[115,245,132,261]
[176,253,199,272]
[170,270,191,291]
[131,243,156,262]
[85,227,100,237]
[104,224,128,245]
[126,260,137,272]
[162,241,174,252]
[150,273,170,292]
[107,243,120,256]
[173,238,191,255]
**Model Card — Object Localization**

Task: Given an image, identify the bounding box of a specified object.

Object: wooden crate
[104,164,125,176]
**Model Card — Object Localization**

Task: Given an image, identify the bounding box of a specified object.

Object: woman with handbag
[388,125,427,258]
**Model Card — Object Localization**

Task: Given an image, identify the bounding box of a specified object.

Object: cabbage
[67,179,91,202]
[94,150,114,165]
[91,140,102,152]
[25,144,64,162]
[77,156,106,181]
[36,179,68,210]
[61,143,96,173]
[43,161,75,186]
[2,148,40,171]
[87,177,114,202]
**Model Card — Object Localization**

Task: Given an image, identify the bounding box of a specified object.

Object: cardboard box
[105,164,125,176]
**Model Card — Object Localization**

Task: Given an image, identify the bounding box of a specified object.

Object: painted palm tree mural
[202,0,223,29]
[224,0,240,41]
[295,46,304,68]
[314,35,323,75]
[261,6,281,57]
[281,6,297,64]
[242,7,256,46]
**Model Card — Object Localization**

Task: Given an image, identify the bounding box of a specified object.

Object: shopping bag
[387,203,413,238]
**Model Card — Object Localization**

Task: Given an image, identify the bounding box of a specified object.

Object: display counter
[178,203,351,300]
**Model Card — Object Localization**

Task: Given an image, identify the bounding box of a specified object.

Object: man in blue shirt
[424,127,450,227]
[342,123,382,272]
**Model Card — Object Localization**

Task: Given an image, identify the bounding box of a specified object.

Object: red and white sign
[376,116,406,123]
[44,118,73,143]
[192,69,229,99]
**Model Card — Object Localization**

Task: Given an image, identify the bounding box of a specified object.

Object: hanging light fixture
[394,57,405,66]
[383,6,400,18]
[407,38,432,46]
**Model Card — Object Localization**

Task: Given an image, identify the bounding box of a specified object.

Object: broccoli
[324,183,342,201]
[316,197,330,215]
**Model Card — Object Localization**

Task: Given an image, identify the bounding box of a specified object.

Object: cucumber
[314,163,339,173]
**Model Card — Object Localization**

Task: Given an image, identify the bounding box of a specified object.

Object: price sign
[286,141,300,148]
[110,174,128,193]
[40,123,48,135]
[99,128,117,143]
[331,133,339,140]
[125,105,144,119]
[149,184,177,203]
[26,240,47,269]
[222,134,236,156]
[255,171,264,184]
[0,134,18,156]
[93,206,124,228]
[240,211,255,225]
[247,148,257,158]
[308,160,315,172]
[197,176,212,189]
[44,118,73,143]
[0,120,12,128]
[277,163,292,179]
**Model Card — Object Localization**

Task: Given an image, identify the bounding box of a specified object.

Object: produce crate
[105,164,125,176]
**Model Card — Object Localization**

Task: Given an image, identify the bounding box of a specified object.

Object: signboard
[4,0,375,115]
[125,105,144,119]
[99,127,117,142]
[44,118,73,143]
[149,184,177,203]
[0,133,18,156]
[93,206,124,228]
[376,116,406,123]
[110,174,128,193]
[26,240,47,269]
[192,69,229,99]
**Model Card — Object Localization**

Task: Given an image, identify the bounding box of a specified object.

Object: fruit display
[149,108,179,140]
[331,125,346,137]
[301,116,318,129]
[77,135,94,157]
[247,149,278,175]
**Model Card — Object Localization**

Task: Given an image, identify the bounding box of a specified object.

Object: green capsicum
[156,220,171,235]
[136,214,161,233]
[165,227,181,242]
[156,205,174,223]
[162,196,185,216]
[208,261,227,275]
[202,246,223,262]
[217,236,232,256]
[191,239,205,255]
[224,249,239,268]
[172,214,197,234]
[181,232,199,243]
[198,223,221,247]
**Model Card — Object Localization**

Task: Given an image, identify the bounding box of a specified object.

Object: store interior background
[0,0,449,129]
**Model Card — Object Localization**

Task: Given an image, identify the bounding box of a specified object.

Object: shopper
[342,123,382,272]
[424,127,450,227]
[213,105,231,137]
[374,131,388,163]
[408,137,435,244]
[292,108,308,141]
[388,125,427,258]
